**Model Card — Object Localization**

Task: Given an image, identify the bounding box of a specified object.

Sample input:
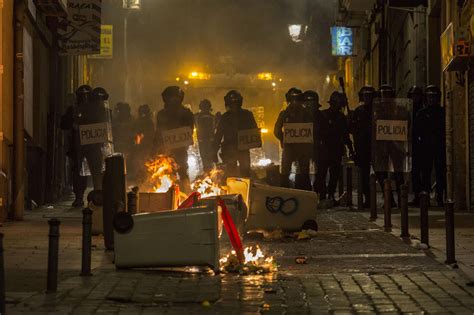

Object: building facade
[0,0,88,222]
[338,0,473,211]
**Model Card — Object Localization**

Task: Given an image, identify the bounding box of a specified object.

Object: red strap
[218,197,244,263]
[178,191,201,209]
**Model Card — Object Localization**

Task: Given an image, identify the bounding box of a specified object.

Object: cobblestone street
[2,199,474,314]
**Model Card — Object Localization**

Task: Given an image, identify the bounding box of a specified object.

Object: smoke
[91,0,337,109]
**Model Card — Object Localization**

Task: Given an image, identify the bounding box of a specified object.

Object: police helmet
[199,99,212,111]
[407,86,423,98]
[161,86,184,103]
[285,88,304,103]
[328,91,344,105]
[425,85,441,96]
[224,90,243,107]
[76,85,92,97]
[358,86,375,100]
[115,102,131,114]
[138,104,151,117]
[379,84,395,98]
[92,87,109,101]
[303,90,319,102]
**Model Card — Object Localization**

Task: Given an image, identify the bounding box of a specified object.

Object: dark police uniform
[195,106,216,172]
[351,105,372,205]
[214,108,257,178]
[414,85,445,205]
[274,91,313,191]
[315,92,354,200]
[155,98,194,193]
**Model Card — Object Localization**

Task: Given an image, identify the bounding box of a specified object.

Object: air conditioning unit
[113,205,220,271]
[227,178,319,232]
[35,0,68,17]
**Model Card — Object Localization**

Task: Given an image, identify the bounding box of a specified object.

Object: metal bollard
[357,168,364,211]
[419,191,430,247]
[445,200,456,265]
[346,166,353,207]
[81,208,93,276]
[47,218,61,292]
[400,184,409,238]
[370,174,377,221]
[0,233,5,315]
[383,179,392,232]
[338,167,344,198]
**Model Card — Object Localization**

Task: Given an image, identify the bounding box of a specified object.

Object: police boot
[436,196,444,207]
[72,197,84,208]
[408,197,419,207]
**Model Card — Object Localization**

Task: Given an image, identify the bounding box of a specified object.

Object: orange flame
[145,155,179,192]
[135,133,144,145]
[219,245,276,274]
[191,168,225,198]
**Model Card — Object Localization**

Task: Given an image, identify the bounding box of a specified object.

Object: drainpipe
[13,1,25,220]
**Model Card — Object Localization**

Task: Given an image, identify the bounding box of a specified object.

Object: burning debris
[145,155,179,192]
[135,133,144,145]
[191,168,226,198]
[220,246,276,274]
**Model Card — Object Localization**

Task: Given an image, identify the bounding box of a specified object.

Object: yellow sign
[441,23,454,71]
[90,25,113,59]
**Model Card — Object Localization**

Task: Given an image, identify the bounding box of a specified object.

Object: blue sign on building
[331,27,355,56]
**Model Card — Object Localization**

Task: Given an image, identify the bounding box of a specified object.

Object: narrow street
[3,198,474,314]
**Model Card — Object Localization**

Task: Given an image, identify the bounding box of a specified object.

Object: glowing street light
[257,72,273,80]
[288,24,308,43]
[188,71,210,80]
[123,0,140,10]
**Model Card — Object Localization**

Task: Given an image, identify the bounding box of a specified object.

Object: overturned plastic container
[113,205,221,272]
[196,194,248,237]
[137,185,180,213]
[227,177,318,232]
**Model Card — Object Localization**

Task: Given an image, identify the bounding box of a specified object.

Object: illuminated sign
[89,25,113,59]
[331,27,355,56]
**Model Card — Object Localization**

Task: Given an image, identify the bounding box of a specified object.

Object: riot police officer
[79,87,110,191]
[60,85,92,207]
[407,86,424,206]
[214,90,258,178]
[373,84,406,206]
[155,86,195,193]
[274,88,313,190]
[128,104,155,182]
[195,99,216,172]
[303,90,321,164]
[350,86,376,207]
[415,85,446,206]
[112,102,135,158]
[315,91,354,200]
[135,104,155,148]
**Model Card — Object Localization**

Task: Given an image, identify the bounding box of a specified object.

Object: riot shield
[372,97,412,173]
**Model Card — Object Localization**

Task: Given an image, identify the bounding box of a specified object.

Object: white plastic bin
[227,177,318,232]
[114,205,220,271]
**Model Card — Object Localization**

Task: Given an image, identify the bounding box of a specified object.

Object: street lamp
[122,0,141,102]
[123,0,140,10]
[288,24,307,42]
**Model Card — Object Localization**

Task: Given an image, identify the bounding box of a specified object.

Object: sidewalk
[2,197,474,314]
[385,207,474,279]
